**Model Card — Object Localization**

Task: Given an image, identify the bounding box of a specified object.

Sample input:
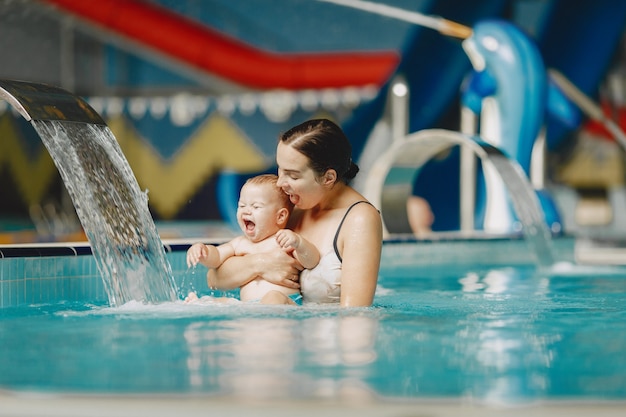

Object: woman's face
[276,142,325,209]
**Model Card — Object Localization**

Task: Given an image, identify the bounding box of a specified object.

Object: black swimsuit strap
[333,200,372,263]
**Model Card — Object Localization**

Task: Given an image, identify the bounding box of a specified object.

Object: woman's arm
[337,203,383,307]
[207,249,304,291]
[292,235,320,269]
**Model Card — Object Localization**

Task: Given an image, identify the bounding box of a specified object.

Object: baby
[186,174,319,304]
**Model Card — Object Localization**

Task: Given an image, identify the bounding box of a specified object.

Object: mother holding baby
[209,118,383,307]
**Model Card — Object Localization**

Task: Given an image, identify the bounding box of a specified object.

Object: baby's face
[236,184,282,242]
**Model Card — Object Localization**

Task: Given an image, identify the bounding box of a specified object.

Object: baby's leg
[184,291,199,303]
[185,291,240,304]
[260,290,296,305]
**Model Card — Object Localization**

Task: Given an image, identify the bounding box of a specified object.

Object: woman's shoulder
[341,196,381,228]
[348,199,381,219]
[342,188,379,214]
[337,198,382,252]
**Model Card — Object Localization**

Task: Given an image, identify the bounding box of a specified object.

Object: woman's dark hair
[279,119,359,183]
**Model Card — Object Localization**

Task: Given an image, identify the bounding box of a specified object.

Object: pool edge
[1,391,625,417]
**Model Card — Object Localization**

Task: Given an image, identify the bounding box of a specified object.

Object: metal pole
[391,75,409,142]
[530,127,547,189]
[460,106,477,231]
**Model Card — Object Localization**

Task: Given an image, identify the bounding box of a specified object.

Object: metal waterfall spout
[0,79,178,306]
[363,129,556,268]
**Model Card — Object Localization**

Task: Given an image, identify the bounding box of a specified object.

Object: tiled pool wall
[0,244,194,308]
[0,236,577,309]
[381,234,576,271]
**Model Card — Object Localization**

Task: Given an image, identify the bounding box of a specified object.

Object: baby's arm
[186,241,237,269]
[275,229,320,269]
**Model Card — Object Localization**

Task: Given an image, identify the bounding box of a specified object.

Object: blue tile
[14,258,25,281]
[0,281,5,308]
[0,249,190,307]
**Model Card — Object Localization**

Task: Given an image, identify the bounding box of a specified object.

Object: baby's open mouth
[244,219,255,231]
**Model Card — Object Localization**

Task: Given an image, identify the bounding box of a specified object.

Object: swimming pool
[1,234,626,416]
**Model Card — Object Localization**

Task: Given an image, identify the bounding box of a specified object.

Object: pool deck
[1,392,625,417]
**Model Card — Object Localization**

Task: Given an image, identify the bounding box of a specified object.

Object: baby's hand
[186,243,209,268]
[275,229,300,252]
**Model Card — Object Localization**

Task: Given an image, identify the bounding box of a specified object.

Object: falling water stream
[482,147,555,267]
[31,120,178,306]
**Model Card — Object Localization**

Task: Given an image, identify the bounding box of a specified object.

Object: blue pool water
[1,237,626,406]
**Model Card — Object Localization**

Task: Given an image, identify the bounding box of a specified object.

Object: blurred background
[1,0,625,243]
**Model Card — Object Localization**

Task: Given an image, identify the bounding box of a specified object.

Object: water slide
[40,0,400,89]
[40,0,626,138]
[40,0,626,232]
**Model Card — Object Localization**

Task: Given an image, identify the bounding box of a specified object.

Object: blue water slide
[343,0,514,232]
[344,0,510,158]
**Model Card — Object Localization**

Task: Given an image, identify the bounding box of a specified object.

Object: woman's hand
[258,249,303,288]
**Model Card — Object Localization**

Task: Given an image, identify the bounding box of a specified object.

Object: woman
[208,119,382,307]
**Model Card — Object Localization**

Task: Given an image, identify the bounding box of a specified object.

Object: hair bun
[345,162,359,181]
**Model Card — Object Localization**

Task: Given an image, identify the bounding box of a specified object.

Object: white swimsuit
[300,201,370,304]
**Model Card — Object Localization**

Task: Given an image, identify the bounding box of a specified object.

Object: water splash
[178,265,198,299]
[32,120,177,306]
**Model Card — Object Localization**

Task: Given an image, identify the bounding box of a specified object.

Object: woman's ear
[322,169,337,186]
[276,207,290,227]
